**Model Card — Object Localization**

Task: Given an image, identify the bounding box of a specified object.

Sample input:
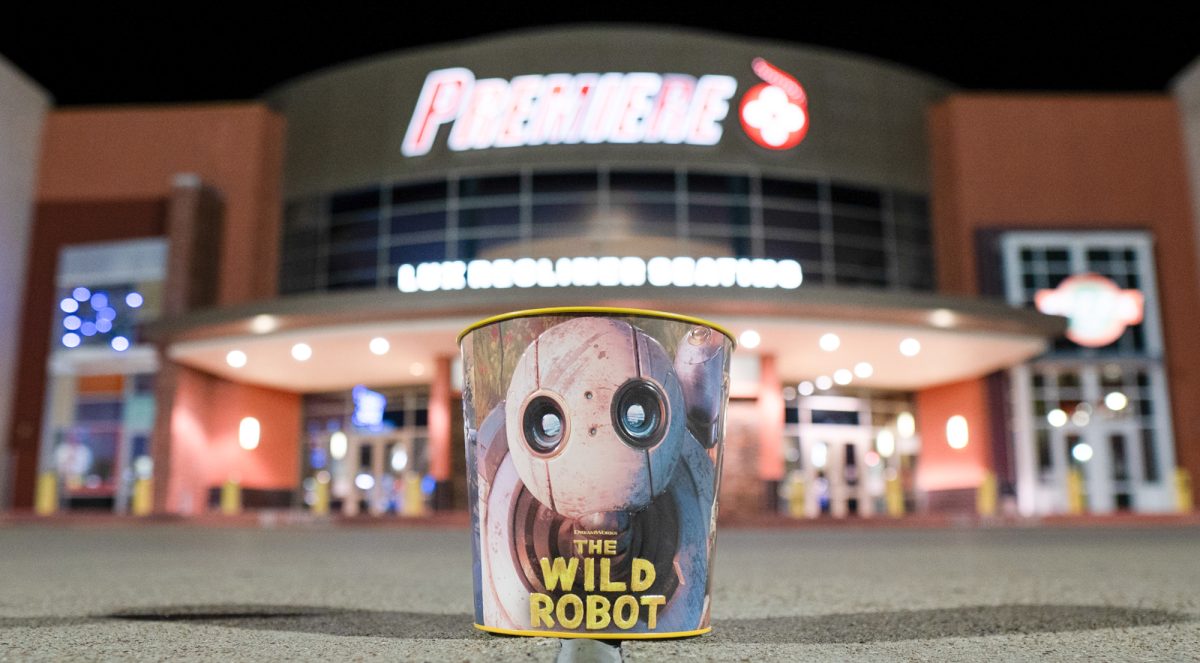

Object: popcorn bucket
[458,307,734,639]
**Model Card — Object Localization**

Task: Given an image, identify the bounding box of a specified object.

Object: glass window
[460,175,519,198]
[687,173,749,196]
[689,204,750,230]
[459,206,519,230]
[762,177,818,201]
[532,171,597,194]
[763,208,821,236]
[610,171,675,193]
[830,184,881,209]
[392,180,447,205]
[456,235,521,261]
[390,211,446,237]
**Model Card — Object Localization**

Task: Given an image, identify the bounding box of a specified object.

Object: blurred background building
[2,26,1198,520]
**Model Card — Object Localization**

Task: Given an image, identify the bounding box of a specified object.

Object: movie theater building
[5,27,1198,519]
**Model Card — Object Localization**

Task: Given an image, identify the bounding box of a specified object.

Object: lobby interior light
[739,329,761,349]
[876,429,896,458]
[897,411,915,438]
[833,369,853,385]
[1071,442,1094,463]
[812,442,828,469]
[1047,408,1068,428]
[815,375,833,391]
[929,308,956,328]
[410,362,426,377]
[291,343,313,361]
[238,417,261,450]
[854,362,874,378]
[797,381,815,396]
[369,337,390,355]
[899,337,921,357]
[819,333,841,352]
[946,415,969,449]
[226,350,247,368]
[1105,391,1128,411]
[329,431,348,460]
[250,314,278,334]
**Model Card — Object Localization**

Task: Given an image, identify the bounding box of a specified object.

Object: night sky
[2,3,1198,105]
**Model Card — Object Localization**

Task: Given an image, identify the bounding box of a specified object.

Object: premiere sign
[401,60,807,156]
[402,69,737,156]
[396,256,803,292]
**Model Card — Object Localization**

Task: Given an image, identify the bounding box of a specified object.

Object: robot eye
[612,380,667,448]
[523,395,567,454]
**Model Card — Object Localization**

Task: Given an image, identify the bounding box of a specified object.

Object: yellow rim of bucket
[473,623,712,640]
[457,306,736,347]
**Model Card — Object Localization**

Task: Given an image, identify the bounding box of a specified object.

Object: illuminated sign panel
[402,60,807,156]
[352,385,388,429]
[402,68,737,156]
[396,256,803,293]
[1035,273,1144,348]
[739,58,809,150]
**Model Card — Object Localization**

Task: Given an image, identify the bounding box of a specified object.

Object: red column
[914,377,992,495]
[757,354,785,483]
[429,355,453,483]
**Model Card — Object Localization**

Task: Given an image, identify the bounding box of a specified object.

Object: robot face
[505,317,684,519]
[674,325,730,449]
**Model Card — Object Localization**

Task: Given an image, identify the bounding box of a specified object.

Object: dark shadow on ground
[108,605,481,639]
[715,605,1193,644]
[1,604,1191,644]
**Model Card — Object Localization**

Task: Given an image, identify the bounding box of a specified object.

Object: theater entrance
[793,395,884,518]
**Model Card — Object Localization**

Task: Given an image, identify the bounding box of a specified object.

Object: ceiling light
[369,337,390,355]
[899,337,921,357]
[226,350,247,368]
[854,362,873,378]
[819,333,841,352]
[291,343,313,361]
[739,330,761,349]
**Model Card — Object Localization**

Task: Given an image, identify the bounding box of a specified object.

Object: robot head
[504,317,684,518]
[673,326,730,449]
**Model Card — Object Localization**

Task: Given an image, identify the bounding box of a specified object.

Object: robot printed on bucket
[470,317,728,636]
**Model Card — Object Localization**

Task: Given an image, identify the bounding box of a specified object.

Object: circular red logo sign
[739,59,808,150]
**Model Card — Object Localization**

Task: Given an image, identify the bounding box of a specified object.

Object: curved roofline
[262,22,954,100]
[145,285,1062,346]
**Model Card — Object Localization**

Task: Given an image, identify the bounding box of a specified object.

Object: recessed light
[899,337,921,357]
[369,337,390,355]
[819,333,841,352]
[854,362,873,378]
[739,330,761,349]
[226,350,248,368]
[291,343,313,361]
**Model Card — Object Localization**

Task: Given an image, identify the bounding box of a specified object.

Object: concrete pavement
[1,523,1197,660]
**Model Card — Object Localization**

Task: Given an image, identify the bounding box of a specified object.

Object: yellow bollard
[786,472,805,518]
[402,472,426,517]
[312,476,330,516]
[976,471,998,517]
[220,478,242,515]
[1175,468,1194,513]
[885,475,905,517]
[131,478,154,516]
[35,472,58,516]
[1066,468,1086,514]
